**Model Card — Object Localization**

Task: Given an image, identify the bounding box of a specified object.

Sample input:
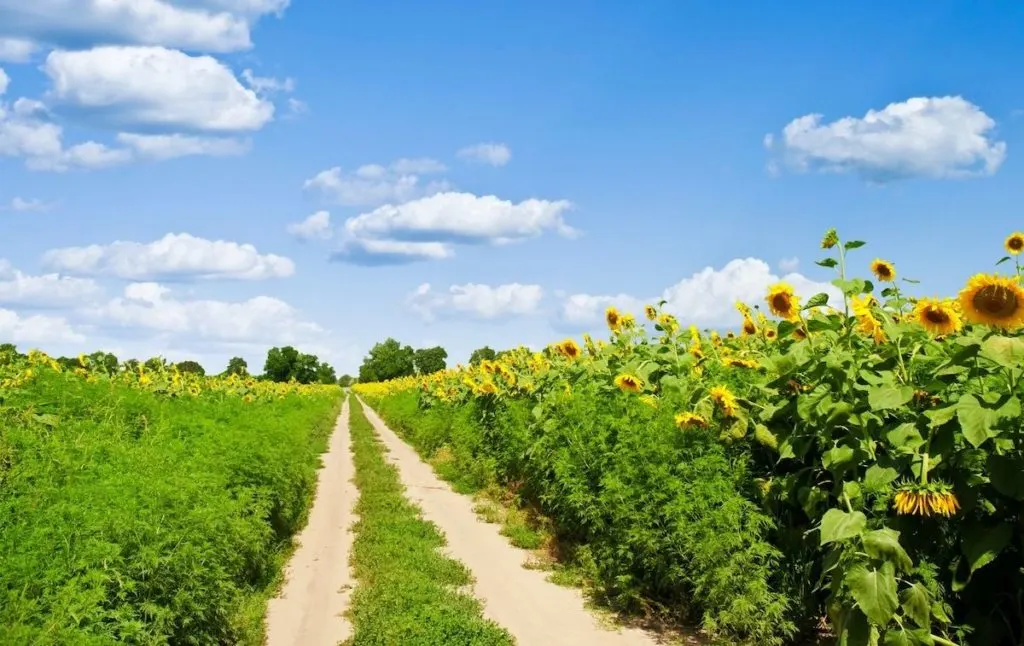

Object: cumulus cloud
[457,142,511,167]
[287,210,332,241]
[0,38,37,62]
[768,96,1006,181]
[0,308,83,343]
[116,132,249,159]
[44,47,274,133]
[241,68,294,94]
[409,282,544,321]
[0,264,101,307]
[0,0,285,53]
[42,232,295,280]
[304,158,450,206]
[778,256,800,273]
[88,282,326,345]
[331,238,452,266]
[2,197,52,212]
[561,258,840,329]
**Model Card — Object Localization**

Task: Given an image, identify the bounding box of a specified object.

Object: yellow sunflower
[657,312,679,334]
[605,306,622,332]
[725,357,759,369]
[644,304,658,321]
[674,412,708,429]
[741,315,757,336]
[639,394,658,408]
[913,298,963,336]
[958,274,1024,329]
[870,259,896,282]
[709,385,739,417]
[764,327,778,340]
[613,373,643,393]
[558,338,582,359]
[1005,231,1024,256]
[766,282,801,321]
[793,326,808,341]
[893,483,960,518]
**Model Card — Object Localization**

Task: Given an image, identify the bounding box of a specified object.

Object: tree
[469,346,496,365]
[338,374,355,387]
[89,351,120,375]
[263,346,300,382]
[315,361,337,385]
[358,338,415,383]
[413,346,448,375]
[224,356,248,377]
[144,356,167,371]
[175,360,206,376]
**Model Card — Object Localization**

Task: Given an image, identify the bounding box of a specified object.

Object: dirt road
[358,399,664,646]
[265,399,358,646]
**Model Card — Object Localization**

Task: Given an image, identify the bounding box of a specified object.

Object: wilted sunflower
[958,273,1024,329]
[605,306,622,332]
[644,304,658,321]
[675,412,708,429]
[821,228,839,249]
[870,259,896,282]
[913,298,963,336]
[613,373,643,393]
[1005,231,1024,256]
[709,385,739,417]
[893,482,960,518]
[766,282,801,321]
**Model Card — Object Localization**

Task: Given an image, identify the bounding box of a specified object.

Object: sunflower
[958,274,1024,329]
[793,326,808,341]
[613,373,643,393]
[657,312,679,334]
[1005,231,1024,256]
[892,482,960,518]
[709,385,739,417]
[477,381,497,395]
[605,306,622,332]
[689,343,705,360]
[764,327,778,340]
[644,304,658,321]
[766,282,801,321]
[725,357,759,369]
[913,298,963,336]
[741,316,757,336]
[558,338,582,359]
[870,259,896,282]
[674,412,708,429]
[639,394,659,408]
[821,228,839,249]
[621,313,637,329]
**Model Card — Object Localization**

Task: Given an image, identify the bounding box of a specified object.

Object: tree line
[355,339,514,383]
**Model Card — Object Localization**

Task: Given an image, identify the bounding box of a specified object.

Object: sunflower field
[356,229,1024,646]
[0,347,341,645]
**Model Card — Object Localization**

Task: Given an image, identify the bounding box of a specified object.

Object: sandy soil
[264,399,357,646]
[358,398,665,646]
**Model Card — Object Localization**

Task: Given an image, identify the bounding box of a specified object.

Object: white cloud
[0,67,8,95]
[778,256,800,273]
[0,38,38,62]
[42,232,295,280]
[0,0,283,53]
[3,197,51,211]
[116,132,249,159]
[561,258,840,329]
[287,210,332,241]
[89,282,326,345]
[457,142,511,167]
[0,308,83,343]
[339,192,575,264]
[304,158,449,206]
[241,68,294,93]
[44,46,274,132]
[409,282,544,321]
[0,99,132,171]
[0,266,101,307]
[770,96,1006,181]
[331,238,452,265]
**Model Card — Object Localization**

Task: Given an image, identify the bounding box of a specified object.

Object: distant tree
[144,357,167,371]
[338,374,354,387]
[55,356,79,371]
[175,360,206,376]
[263,346,300,382]
[89,351,120,375]
[469,346,497,365]
[358,338,415,383]
[315,361,337,385]
[123,359,141,373]
[413,346,448,375]
[224,356,249,377]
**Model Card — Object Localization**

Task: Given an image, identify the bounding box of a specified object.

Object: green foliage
[469,346,497,365]
[174,359,206,376]
[224,356,249,377]
[262,345,331,384]
[0,365,341,644]
[413,346,448,375]
[338,374,355,387]
[315,361,337,385]
[358,338,415,383]
[344,398,514,646]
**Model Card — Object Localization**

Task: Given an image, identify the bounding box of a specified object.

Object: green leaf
[956,394,995,448]
[980,336,1024,369]
[886,423,925,454]
[846,561,899,626]
[845,240,866,249]
[996,255,1011,266]
[835,608,873,646]
[868,385,914,410]
[989,454,1024,500]
[900,583,931,628]
[884,628,934,646]
[804,292,831,309]
[820,508,867,545]
[817,258,840,268]
[962,522,1012,574]
[864,465,899,490]
[824,446,856,471]
[863,528,913,572]
[924,404,956,428]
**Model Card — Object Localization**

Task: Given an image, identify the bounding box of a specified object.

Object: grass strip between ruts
[344,396,515,646]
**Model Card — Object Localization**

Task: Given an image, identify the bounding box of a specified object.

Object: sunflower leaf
[846,561,898,626]
[804,292,830,309]
[996,255,1011,266]
[962,522,1012,574]
[980,336,1024,369]
[845,240,867,249]
[819,508,866,545]
[816,258,839,268]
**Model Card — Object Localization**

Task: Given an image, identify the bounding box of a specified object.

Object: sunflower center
[924,307,950,324]
[973,285,1020,319]
[875,265,892,279]
[1010,238,1024,251]
[771,294,791,312]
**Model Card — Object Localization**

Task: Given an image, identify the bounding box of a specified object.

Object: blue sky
[1,1,1022,374]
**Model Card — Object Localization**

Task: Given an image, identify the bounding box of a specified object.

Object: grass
[343,397,515,646]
